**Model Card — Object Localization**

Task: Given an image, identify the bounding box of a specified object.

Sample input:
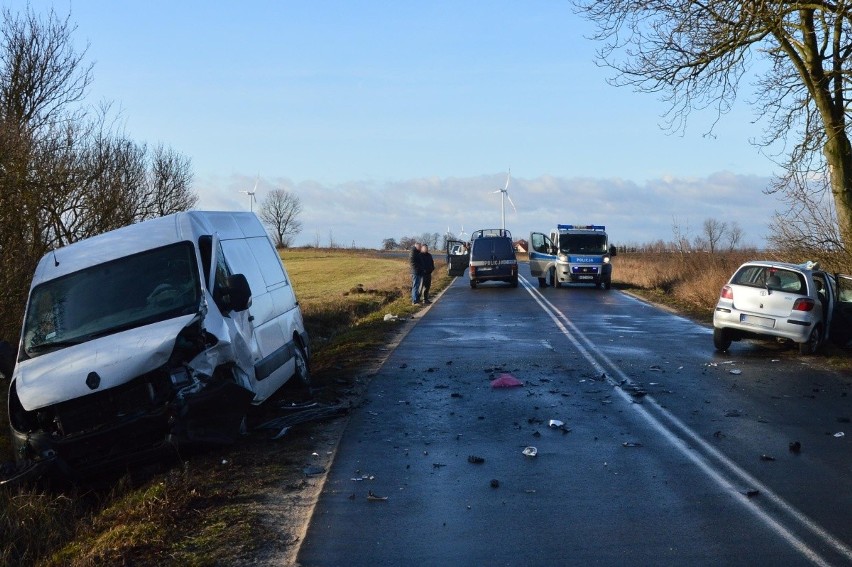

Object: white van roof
[32,211,268,286]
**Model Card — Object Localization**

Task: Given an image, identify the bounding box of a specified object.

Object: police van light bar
[558,224,606,231]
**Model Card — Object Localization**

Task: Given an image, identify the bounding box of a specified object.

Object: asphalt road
[296,266,852,567]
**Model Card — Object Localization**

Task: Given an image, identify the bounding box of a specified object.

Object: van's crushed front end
[4,241,256,484]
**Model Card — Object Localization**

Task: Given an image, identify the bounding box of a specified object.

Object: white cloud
[194,171,778,249]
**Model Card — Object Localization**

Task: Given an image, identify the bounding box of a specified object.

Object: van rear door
[446,239,470,276]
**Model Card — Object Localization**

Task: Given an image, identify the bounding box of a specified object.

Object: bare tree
[259,188,303,248]
[702,218,727,253]
[574,0,852,251]
[144,144,196,219]
[726,221,744,251]
[671,217,691,257]
[382,237,398,250]
[0,7,196,340]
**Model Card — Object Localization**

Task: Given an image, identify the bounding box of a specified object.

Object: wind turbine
[492,169,516,232]
[458,225,468,241]
[239,176,259,212]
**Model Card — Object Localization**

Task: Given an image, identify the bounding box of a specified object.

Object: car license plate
[578,275,593,280]
[741,314,775,328]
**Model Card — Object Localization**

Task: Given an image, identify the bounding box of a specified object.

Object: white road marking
[520,276,852,566]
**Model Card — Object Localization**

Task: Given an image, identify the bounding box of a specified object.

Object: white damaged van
[6,211,309,480]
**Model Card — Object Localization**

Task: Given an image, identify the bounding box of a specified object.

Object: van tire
[511,275,518,288]
[293,343,311,390]
[470,279,477,289]
[538,277,546,288]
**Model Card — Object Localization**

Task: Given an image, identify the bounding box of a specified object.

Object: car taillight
[792,298,815,311]
[720,285,733,300]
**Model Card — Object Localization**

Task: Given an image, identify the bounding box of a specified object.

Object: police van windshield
[559,234,607,254]
[22,242,202,358]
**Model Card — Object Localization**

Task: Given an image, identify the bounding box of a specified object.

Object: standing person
[419,243,435,304]
[409,243,422,304]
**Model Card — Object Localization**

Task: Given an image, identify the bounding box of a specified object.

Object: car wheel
[603,277,612,290]
[799,326,822,355]
[713,327,732,351]
[538,277,546,288]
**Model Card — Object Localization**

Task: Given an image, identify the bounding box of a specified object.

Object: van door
[446,239,470,276]
[831,274,852,347]
[529,232,556,280]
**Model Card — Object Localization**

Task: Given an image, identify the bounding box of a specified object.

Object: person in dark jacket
[409,243,422,304]
[419,244,435,304]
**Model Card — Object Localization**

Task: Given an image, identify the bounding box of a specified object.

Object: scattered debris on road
[367,491,388,501]
[491,373,523,388]
[468,455,485,464]
[622,442,643,448]
[522,447,537,457]
[789,441,802,453]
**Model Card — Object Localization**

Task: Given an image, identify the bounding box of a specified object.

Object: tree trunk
[823,133,852,251]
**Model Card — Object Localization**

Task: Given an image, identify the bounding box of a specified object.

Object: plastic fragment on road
[622,442,643,448]
[741,489,760,498]
[303,465,325,477]
[367,491,388,501]
[491,373,523,388]
[760,454,776,461]
[522,446,537,457]
[467,455,485,464]
[490,479,500,488]
[548,419,564,428]
[729,369,742,375]
[834,432,845,438]
[789,441,802,453]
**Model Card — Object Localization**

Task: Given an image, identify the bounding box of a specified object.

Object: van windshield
[559,234,607,254]
[22,242,202,358]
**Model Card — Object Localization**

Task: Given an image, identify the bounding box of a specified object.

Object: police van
[5,211,310,481]
[529,224,616,289]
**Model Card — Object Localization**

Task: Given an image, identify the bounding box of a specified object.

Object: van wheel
[603,277,612,290]
[470,279,477,289]
[799,326,821,355]
[511,275,518,288]
[293,343,311,389]
[713,328,732,351]
[538,277,546,288]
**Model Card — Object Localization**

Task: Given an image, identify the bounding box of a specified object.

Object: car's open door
[446,239,469,276]
[529,232,556,280]
[831,273,852,347]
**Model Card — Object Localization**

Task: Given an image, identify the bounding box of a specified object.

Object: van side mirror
[609,245,617,257]
[223,274,252,312]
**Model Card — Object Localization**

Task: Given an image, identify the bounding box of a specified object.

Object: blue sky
[20,1,782,248]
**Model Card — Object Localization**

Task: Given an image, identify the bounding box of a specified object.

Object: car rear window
[731,265,807,295]
[472,237,515,260]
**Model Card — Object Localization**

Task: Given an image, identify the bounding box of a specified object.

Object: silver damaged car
[713,261,852,355]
